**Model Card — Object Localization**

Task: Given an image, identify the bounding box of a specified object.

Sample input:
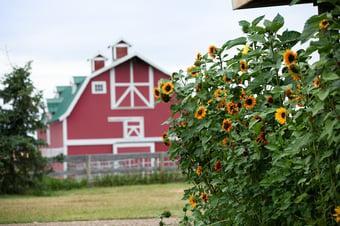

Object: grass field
[0,183,187,224]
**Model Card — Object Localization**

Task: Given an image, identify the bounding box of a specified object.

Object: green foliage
[92,172,184,187]
[0,62,48,194]
[156,1,340,225]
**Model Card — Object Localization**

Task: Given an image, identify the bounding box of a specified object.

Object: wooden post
[159,152,165,183]
[86,155,91,185]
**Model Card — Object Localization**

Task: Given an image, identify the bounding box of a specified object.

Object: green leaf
[320,150,333,162]
[225,37,247,50]
[251,15,265,27]
[272,14,285,32]
[312,101,324,116]
[265,144,278,151]
[248,34,266,43]
[294,193,308,203]
[323,72,339,81]
[317,88,330,101]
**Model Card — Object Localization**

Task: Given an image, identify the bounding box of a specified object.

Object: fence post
[160,152,165,183]
[86,155,91,184]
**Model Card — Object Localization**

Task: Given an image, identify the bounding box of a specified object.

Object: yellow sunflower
[195,106,207,119]
[333,206,340,223]
[283,49,297,67]
[180,121,187,128]
[266,96,273,105]
[196,166,202,176]
[208,45,217,59]
[201,192,208,203]
[153,87,160,99]
[242,45,249,54]
[313,76,321,88]
[285,88,295,101]
[319,19,330,29]
[227,101,239,115]
[162,82,174,95]
[275,107,287,125]
[222,137,229,146]
[214,89,224,99]
[197,52,202,60]
[190,195,197,208]
[187,66,198,77]
[162,132,168,141]
[240,60,247,73]
[243,95,256,110]
[222,119,233,133]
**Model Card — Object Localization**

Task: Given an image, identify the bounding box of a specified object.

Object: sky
[0,0,317,100]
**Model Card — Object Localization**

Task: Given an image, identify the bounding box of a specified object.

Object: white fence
[47,152,178,181]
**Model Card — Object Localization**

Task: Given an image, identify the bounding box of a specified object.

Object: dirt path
[4,218,180,226]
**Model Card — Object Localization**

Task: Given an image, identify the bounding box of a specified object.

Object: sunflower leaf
[225,37,247,50]
[251,15,265,27]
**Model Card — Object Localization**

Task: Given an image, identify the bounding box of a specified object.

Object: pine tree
[0,62,48,194]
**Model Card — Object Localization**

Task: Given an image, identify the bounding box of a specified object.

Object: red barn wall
[67,58,171,141]
[68,145,112,155]
[49,121,63,148]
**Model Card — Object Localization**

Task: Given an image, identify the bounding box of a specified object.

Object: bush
[156,1,340,225]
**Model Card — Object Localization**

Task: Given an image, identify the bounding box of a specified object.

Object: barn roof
[47,52,171,123]
[47,76,86,122]
[232,0,316,9]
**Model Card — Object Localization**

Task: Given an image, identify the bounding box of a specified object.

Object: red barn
[38,40,171,159]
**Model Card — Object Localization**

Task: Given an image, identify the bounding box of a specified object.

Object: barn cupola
[109,40,131,61]
[90,54,108,72]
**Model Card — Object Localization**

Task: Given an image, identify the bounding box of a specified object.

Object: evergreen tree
[0,62,48,194]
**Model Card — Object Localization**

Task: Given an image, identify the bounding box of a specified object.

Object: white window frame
[107,117,144,139]
[110,62,154,109]
[91,81,107,94]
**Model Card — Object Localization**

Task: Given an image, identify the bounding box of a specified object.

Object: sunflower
[208,45,217,58]
[227,101,239,115]
[285,88,295,101]
[255,131,268,145]
[197,52,202,60]
[163,138,171,146]
[161,93,171,103]
[180,121,187,128]
[240,60,247,73]
[207,99,213,104]
[333,206,340,223]
[240,88,246,100]
[189,195,197,208]
[222,137,229,146]
[162,82,174,95]
[313,76,321,87]
[153,87,160,99]
[222,119,233,133]
[214,89,223,99]
[275,107,287,125]
[266,96,273,105]
[214,160,222,172]
[288,64,301,81]
[201,192,208,203]
[243,95,256,110]
[283,49,297,67]
[196,166,202,176]
[187,66,198,77]
[195,106,207,119]
[223,75,232,84]
[162,132,168,141]
[242,45,249,54]
[319,19,330,29]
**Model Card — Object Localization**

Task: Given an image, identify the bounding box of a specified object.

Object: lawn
[0,183,187,224]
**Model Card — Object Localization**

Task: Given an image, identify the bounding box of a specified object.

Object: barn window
[91,81,107,94]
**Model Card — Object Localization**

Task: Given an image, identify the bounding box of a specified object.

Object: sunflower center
[241,64,245,69]
[165,85,171,92]
[224,123,230,130]
[246,98,253,105]
[281,112,286,118]
[198,110,202,115]
[268,98,273,103]
[288,54,295,63]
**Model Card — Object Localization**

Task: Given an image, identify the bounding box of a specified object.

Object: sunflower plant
[156,1,339,225]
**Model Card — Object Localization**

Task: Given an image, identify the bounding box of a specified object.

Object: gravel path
[4,218,180,226]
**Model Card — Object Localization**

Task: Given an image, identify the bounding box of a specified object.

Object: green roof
[47,76,86,122]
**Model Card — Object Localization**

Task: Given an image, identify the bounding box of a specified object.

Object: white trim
[91,81,107,94]
[66,137,163,146]
[59,52,171,121]
[46,124,51,145]
[62,119,68,176]
[108,116,144,139]
[40,147,64,157]
[149,66,154,107]
[113,142,154,155]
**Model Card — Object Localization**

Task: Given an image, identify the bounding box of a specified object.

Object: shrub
[156,1,339,225]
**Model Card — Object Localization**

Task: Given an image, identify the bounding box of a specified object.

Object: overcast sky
[0,0,317,99]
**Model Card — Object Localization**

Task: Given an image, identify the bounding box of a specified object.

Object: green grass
[0,183,187,224]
